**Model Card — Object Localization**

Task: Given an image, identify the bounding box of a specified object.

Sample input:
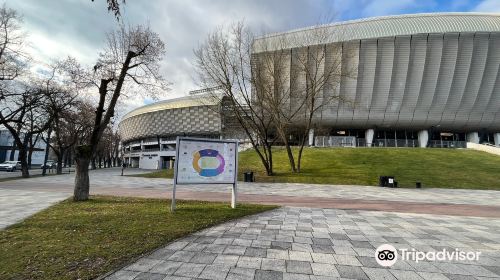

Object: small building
[0,129,47,165]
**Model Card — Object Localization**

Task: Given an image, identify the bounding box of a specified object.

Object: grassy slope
[136,148,500,189]
[0,196,276,280]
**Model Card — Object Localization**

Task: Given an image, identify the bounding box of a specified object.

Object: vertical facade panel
[426,33,459,127]
[383,36,411,127]
[335,41,360,128]
[352,39,377,128]
[483,65,500,130]
[368,37,394,126]
[397,34,428,128]
[453,33,489,129]
[440,33,474,129]
[412,33,443,128]
[468,33,500,129]
[320,43,342,126]
[481,33,500,130]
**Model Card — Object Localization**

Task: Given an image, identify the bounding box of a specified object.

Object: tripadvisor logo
[375,244,481,267]
[375,244,398,267]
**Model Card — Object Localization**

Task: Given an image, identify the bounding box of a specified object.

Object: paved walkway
[0,189,68,229]
[2,168,499,206]
[107,207,500,280]
[1,168,500,229]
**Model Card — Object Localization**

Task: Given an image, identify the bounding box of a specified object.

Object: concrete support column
[365,129,375,147]
[418,130,429,148]
[466,132,479,144]
[308,128,315,146]
[493,133,500,147]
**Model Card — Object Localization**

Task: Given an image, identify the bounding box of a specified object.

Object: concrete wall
[466,142,500,156]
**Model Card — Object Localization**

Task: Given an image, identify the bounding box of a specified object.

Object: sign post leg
[231,182,237,208]
[171,181,177,212]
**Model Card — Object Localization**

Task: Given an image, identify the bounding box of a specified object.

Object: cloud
[4,0,493,118]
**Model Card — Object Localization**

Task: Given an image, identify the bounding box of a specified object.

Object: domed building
[120,13,500,169]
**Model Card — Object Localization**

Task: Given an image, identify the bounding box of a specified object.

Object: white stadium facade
[119,13,500,169]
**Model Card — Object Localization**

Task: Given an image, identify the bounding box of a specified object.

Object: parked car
[0,161,21,172]
[40,160,57,169]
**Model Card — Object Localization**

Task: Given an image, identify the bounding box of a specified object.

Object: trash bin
[380,176,395,187]
[387,176,395,188]
[379,176,387,187]
[244,172,254,182]
[416,182,422,188]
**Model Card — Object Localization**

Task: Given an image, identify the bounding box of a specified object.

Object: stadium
[120,13,500,169]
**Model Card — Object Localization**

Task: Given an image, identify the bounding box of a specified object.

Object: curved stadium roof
[253,13,500,52]
[122,93,220,121]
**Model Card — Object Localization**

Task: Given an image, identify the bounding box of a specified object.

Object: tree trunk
[266,144,273,175]
[42,127,52,176]
[56,151,63,174]
[91,158,96,169]
[18,147,29,178]
[28,147,33,169]
[74,145,92,201]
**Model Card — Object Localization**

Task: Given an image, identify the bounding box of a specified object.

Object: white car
[0,161,21,172]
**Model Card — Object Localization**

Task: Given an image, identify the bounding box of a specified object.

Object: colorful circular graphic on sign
[192,149,225,177]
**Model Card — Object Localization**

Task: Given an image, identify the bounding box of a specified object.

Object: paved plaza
[1,168,500,230]
[1,168,500,279]
[107,207,500,280]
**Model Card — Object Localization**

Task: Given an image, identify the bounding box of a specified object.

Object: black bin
[379,176,395,187]
[244,172,254,182]
[416,182,422,188]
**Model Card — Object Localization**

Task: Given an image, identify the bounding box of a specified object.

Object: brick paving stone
[168,251,196,262]
[267,249,289,260]
[124,258,162,272]
[288,251,312,262]
[443,274,477,280]
[336,265,369,280]
[271,241,292,250]
[310,253,336,264]
[173,262,205,278]
[213,254,240,267]
[261,258,286,272]
[226,267,256,280]
[417,271,450,280]
[390,269,424,280]
[149,260,183,275]
[361,267,397,280]
[224,245,247,255]
[282,272,310,280]
[198,264,231,280]
[310,263,339,277]
[204,244,227,254]
[254,269,283,280]
[190,252,217,264]
[148,248,176,260]
[286,260,313,274]
[244,247,267,258]
[105,270,140,280]
[133,272,165,280]
[333,254,362,266]
[237,256,262,269]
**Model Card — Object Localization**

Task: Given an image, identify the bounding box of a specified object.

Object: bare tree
[0,4,28,83]
[91,0,125,18]
[73,24,166,201]
[252,24,355,172]
[194,22,277,175]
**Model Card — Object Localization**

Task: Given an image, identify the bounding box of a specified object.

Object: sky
[4,0,500,118]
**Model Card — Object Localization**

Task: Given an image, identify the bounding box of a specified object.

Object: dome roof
[253,12,500,52]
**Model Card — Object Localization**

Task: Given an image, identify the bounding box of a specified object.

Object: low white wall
[466,142,500,156]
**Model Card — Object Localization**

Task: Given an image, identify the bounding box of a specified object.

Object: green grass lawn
[0,196,276,280]
[135,147,500,190]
